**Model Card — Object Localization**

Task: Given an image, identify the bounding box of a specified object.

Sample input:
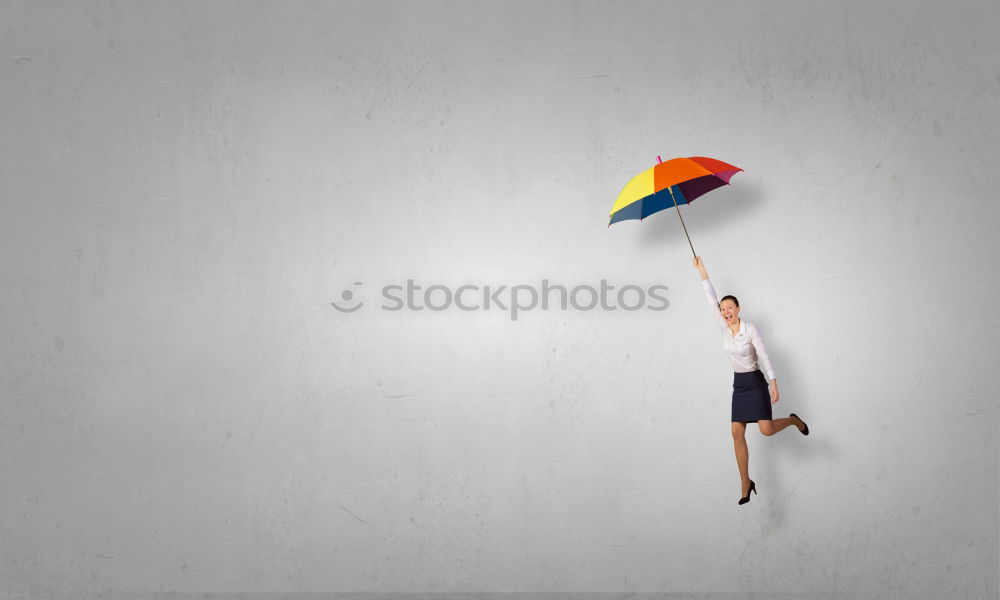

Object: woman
[692,256,809,505]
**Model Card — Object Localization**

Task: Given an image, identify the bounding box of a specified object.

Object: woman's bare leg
[757,416,802,437]
[731,421,750,495]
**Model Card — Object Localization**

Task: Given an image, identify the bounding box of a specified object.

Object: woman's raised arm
[693,256,708,281]
[694,256,726,330]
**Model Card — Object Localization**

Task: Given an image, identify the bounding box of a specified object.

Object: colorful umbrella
[608,156,742,256]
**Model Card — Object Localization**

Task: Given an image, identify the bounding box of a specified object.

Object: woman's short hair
[719,294,740,308]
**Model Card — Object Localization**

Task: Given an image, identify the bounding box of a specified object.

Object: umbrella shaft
[668,187,697,257]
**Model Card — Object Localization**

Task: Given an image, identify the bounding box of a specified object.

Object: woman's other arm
[748,322,780,403]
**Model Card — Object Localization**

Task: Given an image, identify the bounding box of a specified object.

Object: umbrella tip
[657,155,662,163]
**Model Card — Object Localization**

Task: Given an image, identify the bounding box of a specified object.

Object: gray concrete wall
[1,1,997,598]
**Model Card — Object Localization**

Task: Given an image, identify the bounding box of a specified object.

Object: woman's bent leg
[757,417,799,436]
[732,421,750,495]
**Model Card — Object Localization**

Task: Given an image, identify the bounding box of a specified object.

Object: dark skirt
[732,370,772,423]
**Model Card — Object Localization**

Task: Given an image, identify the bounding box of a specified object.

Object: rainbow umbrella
[608,156,742,256]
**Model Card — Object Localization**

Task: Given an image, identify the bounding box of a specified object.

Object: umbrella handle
[668,187,697,258]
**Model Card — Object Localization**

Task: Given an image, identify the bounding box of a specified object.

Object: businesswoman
[692,256,809,505]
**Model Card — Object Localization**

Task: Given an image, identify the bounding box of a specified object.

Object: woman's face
[719,299,740,326]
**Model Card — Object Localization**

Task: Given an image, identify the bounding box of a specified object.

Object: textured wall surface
[1,1,998,598]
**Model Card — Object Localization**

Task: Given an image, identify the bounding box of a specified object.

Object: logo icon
[330,281,364,313]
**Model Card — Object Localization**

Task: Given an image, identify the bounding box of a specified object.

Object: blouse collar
[729,318,746,335]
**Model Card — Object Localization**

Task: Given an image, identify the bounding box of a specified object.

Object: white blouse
[703,278,776,381]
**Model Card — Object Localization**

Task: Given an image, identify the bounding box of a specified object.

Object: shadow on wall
[741,312,842,531]
[636,177,766,252]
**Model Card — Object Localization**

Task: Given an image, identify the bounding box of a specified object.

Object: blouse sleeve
[748,322,776,381]
[702,278,727,331]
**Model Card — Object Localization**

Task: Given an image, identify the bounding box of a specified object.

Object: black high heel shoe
[790,413,809,435]
[738,480,756,505]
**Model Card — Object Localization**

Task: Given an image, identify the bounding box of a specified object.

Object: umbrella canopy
[608,156,742,226]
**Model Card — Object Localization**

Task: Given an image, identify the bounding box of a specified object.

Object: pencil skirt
[732,370,772,423]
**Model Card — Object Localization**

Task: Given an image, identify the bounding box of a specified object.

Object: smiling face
[719,297,740,326]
